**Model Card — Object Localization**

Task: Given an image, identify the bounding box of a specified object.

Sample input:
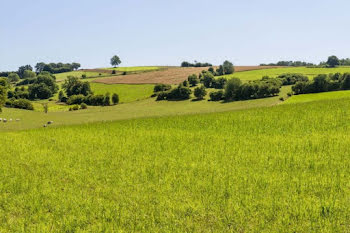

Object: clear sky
[1,0,350,71]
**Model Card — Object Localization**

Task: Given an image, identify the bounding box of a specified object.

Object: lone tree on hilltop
[111,55,122,67]
[327,56,340,68]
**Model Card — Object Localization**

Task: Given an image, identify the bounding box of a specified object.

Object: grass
[0,96,350,231]
[105,66,161,72]
[222,66,350,81]
[0,86,290,132]
[285,89,350,104]
[90,83,154,103]
[54,71,111,82]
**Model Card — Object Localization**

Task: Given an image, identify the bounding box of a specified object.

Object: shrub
[81,74,87,79]
[104,93,111,106]
[72,105,79,111]
[212,77,227,89]
[154,84,171,93]
[8,73,20,82]
[168,85,191,100]
[80,103,88,109]
[156,91,169,101]
[188,74,199,86]
[28,83,53,100]
[287,92,293,97]
[210,90,224,101]
[279,97,284,101]
[194,86,207,100]
[112,70,116,75]
[224,78,242,100]
[5,98,34,110]
[112,93,119,105]
[277,73,309,85]
[202,72,215,88]
[86,94,105,106]
[67,94,86,105]
[62,76,92,97]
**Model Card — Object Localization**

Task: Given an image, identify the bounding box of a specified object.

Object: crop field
[0,96,349,231]
[90,83,154,103]
[222,66,350,81]
[93,66,278,85]
[285,90,350,104]
[105,66,162,72]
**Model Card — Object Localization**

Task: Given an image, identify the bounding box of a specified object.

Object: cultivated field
[93,66,282,85]
[0,96,349,231]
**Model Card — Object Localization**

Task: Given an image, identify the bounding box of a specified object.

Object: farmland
[0,96,350,231]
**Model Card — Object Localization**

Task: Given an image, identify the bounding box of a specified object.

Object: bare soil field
[93,66,283,85]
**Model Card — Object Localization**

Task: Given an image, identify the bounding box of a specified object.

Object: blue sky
[1,0,350,71]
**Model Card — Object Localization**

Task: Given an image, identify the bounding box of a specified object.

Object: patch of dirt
[92,66,284,85]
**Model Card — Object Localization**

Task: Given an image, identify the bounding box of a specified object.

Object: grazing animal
[9,119,12,122]
[3,119,7,123]
[43,124,47,127]
[0,118,2,122]
[48,121,53,125]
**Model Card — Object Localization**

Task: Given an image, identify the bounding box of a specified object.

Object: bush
[86,94,105,106]
[212,77,227,89]
[166,85,192,100]
[224,78,242,100]
[104,93,111,106]
[81,74,87,79]
[5,98,34,110]
[112,70,116,75]
[194,86,207,100]
[28,83,53,100]
[72,105,79,111]
[287,92,293,97]
[202,72,215,88]
[80,103,88,109]
[156,91,169,101]
[62,76,92,97]
[210,90,224,101]
[279,97,284,101]
[277,73,309,85]
[112,93,119,105]
[188,74,199,86]
[67,94,86,105]
[154,84,171,93]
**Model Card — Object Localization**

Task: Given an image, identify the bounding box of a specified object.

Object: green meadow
[90,83,154,103]
[0,96,349,232]
[54,71,111,82]
[224,66,350,81]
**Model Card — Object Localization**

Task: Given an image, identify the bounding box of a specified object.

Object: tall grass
[0,98,349,231]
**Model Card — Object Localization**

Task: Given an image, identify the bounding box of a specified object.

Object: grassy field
[105,66,161,72]
[54,71,112,82]
[285,90,350,104]
[0,96,349,231]
[0,86,290,132]
[90,83,154,103]
[222,66,350,81]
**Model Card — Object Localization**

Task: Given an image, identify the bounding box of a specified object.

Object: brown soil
[92,66,284,85]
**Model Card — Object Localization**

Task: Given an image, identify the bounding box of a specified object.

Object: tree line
[261,56,350,68]
[181,61,212,67]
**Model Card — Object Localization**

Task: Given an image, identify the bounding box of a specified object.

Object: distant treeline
[0,62,81,78]
[260,61,315,67]
[181,61,212,67]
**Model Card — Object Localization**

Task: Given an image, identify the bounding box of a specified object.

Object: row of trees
[260,61,315,67]
[35,62,81,74]
[181,61,212,67]
[292,73,350,94]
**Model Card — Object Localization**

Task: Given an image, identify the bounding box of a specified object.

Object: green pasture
[0,96,349,231]
[54,71,111,82]
[285,90,350,104]
[90,83,154,103]
[223,66,350,81]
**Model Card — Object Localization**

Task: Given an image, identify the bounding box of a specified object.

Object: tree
[327,56,340,68]
[224,78,242,100]
[0,85,7,112]
[28,83,52,100]
[222,60,234,74]
[103,93,111,106]
[62,76,92,97]
[18,65,33,78]
[7,73,20,82]
[194,86,207,100]
[23,70,36,79]
[188,74,199,86]
[110,55,122,67]
[112,93,119,105]
[71,63,81,70]
[35,62,46,73]
[202,72,215,88]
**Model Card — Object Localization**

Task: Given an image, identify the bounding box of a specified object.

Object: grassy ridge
[105,66,161,72]
[54,71,110,81]
[0,98,349,231]
[224,66,350,81]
